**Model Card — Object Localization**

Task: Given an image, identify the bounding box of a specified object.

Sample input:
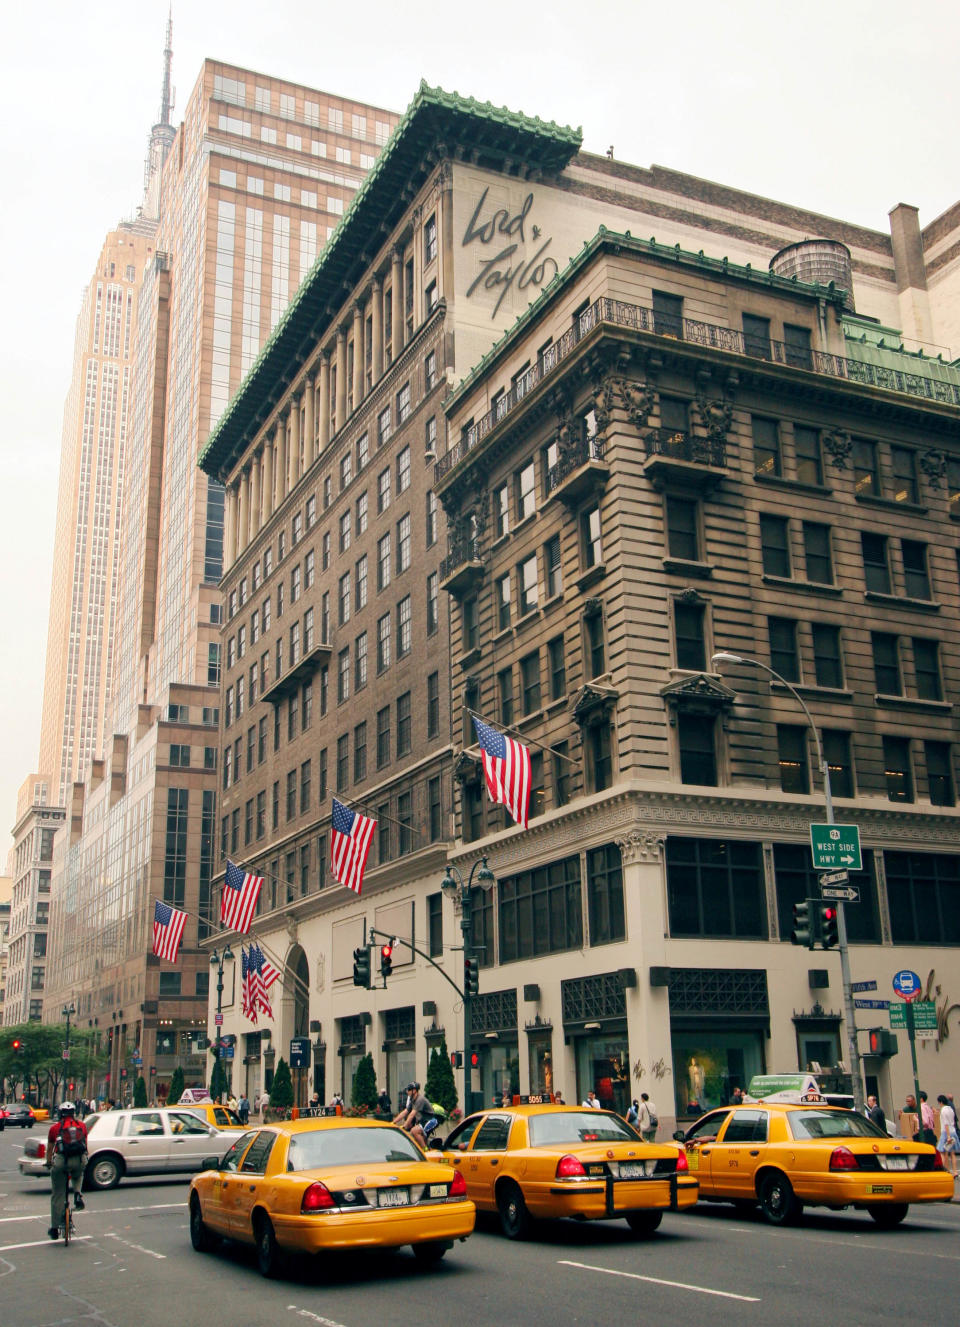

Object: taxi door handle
[701,1148,710,1155]
[749,1150,760,1157]
[490,1159,499,1166]
[249,1185,256,1192]
[452,1158,461,1165]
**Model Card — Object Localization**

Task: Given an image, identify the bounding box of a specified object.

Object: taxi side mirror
[672,1130,686,1142]
[200,1155,220,1171]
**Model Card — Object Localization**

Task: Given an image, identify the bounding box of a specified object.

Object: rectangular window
[774,842,879,944]
[425,490,438,546]
[426,571,439,635]
[397,444,411,494]
[337,735,349,792]
[306,494,317,528]
[913,637,942,700]
[925,741,955,807]
[666,837,766,939]
[424,213,438,264]
[862,532,891,594]
[760,514,790,577]
[462,596,478,652]
[752,416,781,478]
[891,446,919,504]
[396,692,412,755]
[378,466,391,513]
[425,414,437,457]
[674,600,706,671]
[784,323,812,370]
[338,647,350,702]
[377,406,392,448]
[398,790,413,854]
[793,425,823,486]
[397,595,412,656]
[585,609,605,678]
[802,522,833,584]
[340,452,353,491]
[427,671,440,738]
[300,759,312,813]
[321,533,330,571]
[823,729,854,798]
[666,496,699,562]
[338,572,351,625]
[548,634,566,700]
[377,613,391,672]
[496,573,511,631]
[304,550,315,590]
[339,510,351,553]
[425,349,437,391]
[581,505,603,569]
[521,651,541,715]
[378,804,391,862]
[396,513,411,573]
[872,631,902,695]
[303,607,314,652]
[355,631,368,690]
[494,483,510,538]
[518,553,538,615]
[377,706,391,767]
[396,384,411,428]
[902,539,931,600]
[516,461,536,522]
[853,438,879,497]
[544,534,562,598]
[587,844,625,945]
[428,892,443,956]
[552,741,570,807]
[777,724,809,793]
[883,735,914,802]
[377,533,391,590]
[768,616,799,683]
[498,666,514,727]
[498,856,583,961]
[354,722,367,782]
[743,313,771,359]
[677,713,716,785]
[652,289,683,338]
[286,769,297,821]
[272,781,279,830]
[885,850,960,944]
[811,623,842,688]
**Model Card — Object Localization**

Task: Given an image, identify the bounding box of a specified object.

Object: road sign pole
[905,1002,924,1136]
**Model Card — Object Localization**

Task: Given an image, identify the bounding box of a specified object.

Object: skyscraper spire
[140,10,176,222]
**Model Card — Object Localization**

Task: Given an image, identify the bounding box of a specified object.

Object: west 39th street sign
[810,823,862,872]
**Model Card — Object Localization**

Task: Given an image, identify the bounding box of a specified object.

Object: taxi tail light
[556,1154,587,1179]
[675,1148,688,1173]
[36,1141,46,1160]
[301,1181,336,1212]
[829,1146,860,1171]
[932,1149,945,1171]
[449,1169,467,1198]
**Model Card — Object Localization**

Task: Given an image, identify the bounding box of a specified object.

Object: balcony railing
[545,435,607,497]
[645,428,725,469]
[435,296,960,484]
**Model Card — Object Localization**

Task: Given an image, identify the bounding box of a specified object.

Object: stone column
[262,434,275,521]
[224,483,238,569]
[335,327,347,434]
[275,413,287,506]
[287,398,299,491]
[318,353,330,453]
[411,207,422,330]
[303,371,316,469]
[352,302,364,410]
[371,276,383,383]
[391,245,404,358]
[249,453,261,541]
[237,468,250,555]
[438,163,454,307]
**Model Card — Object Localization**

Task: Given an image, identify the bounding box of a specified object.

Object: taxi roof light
[301,1181,336,1211]
[828,1146,860,1171]
[449,1169,467,1198]
[556,1154,587,1179]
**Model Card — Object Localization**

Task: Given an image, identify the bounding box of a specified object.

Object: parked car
[189,1117,475,1278]
[2,1103,36,1128]
[18,1106,230,1189]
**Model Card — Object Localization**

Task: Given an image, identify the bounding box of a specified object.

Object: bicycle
[61,1188,73,1246]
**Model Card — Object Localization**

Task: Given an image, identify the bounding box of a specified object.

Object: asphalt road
[1,1127,958,1327]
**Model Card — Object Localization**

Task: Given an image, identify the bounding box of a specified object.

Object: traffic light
[450,1051,463,1069]
[464,955,479,996]
[352,945,372,988]
[11,1038,23,1053]
[380,940,394,979]
[470,1051,479,1068]
[868,1028,898,1057]
[819,904,839,949]
[791,900,814,948]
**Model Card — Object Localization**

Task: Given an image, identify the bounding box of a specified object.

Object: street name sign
[889,1000,936,1030]
[852,980,877,993]
[810,823,862,872]
[820,884,861,902]
[854,997,889,1009]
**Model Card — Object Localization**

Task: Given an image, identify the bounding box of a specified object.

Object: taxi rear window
[787,1110,885,1140]
[529,1112,637,1147]
[287,1126,422,1171]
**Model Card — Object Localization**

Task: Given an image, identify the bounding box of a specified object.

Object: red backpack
[59,1121,86,1157]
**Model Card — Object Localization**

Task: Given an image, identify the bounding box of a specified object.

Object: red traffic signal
[470,1051,479,1068]
[11,1039,22,1052]
[380,941,394,978]
[818,904,839,949]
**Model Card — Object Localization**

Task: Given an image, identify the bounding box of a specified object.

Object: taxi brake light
[37,1141,46,1160]
[829,1146,860,1171]
[449,1169,467,1198]
[301,1181,335,1211]
[675,1148,689,1173]
[556,1154,587,1178]
[932,1149,945,1170]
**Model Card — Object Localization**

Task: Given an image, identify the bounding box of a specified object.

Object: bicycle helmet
[58,1101,76,1118]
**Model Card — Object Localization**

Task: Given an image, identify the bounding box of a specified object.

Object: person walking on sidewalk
[936,1095,959,1177]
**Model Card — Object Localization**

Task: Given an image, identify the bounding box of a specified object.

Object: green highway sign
[889,1000,937,1031]
[809,823,862,872]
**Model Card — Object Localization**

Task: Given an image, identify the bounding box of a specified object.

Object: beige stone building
[0,871,12,1024]
[41,58,398,1101]
[5,777,64,1026]
[200,85,960,1126]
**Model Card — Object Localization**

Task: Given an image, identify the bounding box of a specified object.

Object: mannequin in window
[688,1057,705,1104]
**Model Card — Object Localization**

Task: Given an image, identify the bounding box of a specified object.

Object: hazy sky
[1,0,957,857]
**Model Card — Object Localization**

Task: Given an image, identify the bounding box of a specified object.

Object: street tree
[352,1052,378,1109]
[133,1075,148,1107]
[168,1065,185,1105]
[270,1057,294,1112]
[425,1037,458,1116]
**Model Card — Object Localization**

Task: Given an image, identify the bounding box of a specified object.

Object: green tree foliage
[270,1057,294,1110]
[167,1065,185,1105]
[424,1037,458,1116]
[351,1052,378,1109]
[0,1024,107,1105]
[133,1075,148,1107]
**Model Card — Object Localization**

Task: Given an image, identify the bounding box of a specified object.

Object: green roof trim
[445,227,852,412]
[199,81,581,481]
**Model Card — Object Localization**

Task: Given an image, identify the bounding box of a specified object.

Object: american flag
[331,798,376,895]
[240,947,257,1023]
[249,942,279,1018]
[152,899,187,962]
[252,942,281,991]
[473,716,532,829]
[221,860,263,934]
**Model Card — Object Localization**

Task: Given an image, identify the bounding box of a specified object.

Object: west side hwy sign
[810,823,862,873]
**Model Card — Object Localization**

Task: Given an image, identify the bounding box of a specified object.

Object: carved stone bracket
[822,428,852,469]
[693,383,734,448]
[616,830,665,865]
[919,448,946,490]
[454,751,482,786]
[612,376,656,432]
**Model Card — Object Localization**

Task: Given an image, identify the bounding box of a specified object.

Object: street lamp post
[61,1002,75,1105]
[441,857,495,1117]
[210,945,234,1102]
[711,651,865,1112]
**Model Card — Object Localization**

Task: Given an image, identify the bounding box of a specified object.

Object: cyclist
[47,1102,88,1239]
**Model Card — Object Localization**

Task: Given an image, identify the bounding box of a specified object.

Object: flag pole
[465,708,579,765]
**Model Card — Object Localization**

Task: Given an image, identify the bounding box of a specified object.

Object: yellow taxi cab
[438,1103,697,1238]
[188,1116,475,1277]
[178,1102,246,1131]
[675,1096,953,1226]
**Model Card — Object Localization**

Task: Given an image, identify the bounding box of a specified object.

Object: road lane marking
[0,1215,43,1224]
[287,1307,350,1326]
[0,1236,93,1251]
[559,1259,761,1302]
[104,1232,166,1259]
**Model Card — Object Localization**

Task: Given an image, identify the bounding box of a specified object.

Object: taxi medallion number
[687,1150,699,1171]
[378,1187,409,1207]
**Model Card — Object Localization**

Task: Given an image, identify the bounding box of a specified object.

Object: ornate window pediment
[454,751,482,785]
[661,673,735,715]
[572,681,618,726]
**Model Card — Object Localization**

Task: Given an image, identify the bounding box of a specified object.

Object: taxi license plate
[619,1163,645,1179]
[429,1183,447,1198]
[378,1188,409,1207]
[882,1157,908,1170]
[868,1184,894,1194]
